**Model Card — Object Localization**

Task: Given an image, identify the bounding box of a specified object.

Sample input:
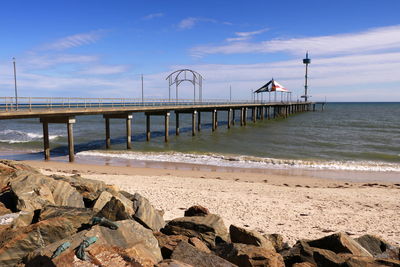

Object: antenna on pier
[302,52,311,102]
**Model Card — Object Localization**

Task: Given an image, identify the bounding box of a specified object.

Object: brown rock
[93,191,134,216]
[230,225,275,251]
[306,232,372,257]
[0,202,11,216]
[156,259,194,267]
[154,232,189,259]
[264,233,288,252]
[132,193,165,232]
[293,263,317,267]
[189,237,211,254]
[184,205,210,217]
[355,234,400,260]
[171,241,237,267]
[220,243,284,267]
[96,196,133,221]
[25,220,163,266]
[345,256,400,267]
[162,214,229,249]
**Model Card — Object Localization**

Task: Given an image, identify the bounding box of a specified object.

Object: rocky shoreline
[0,160,399,266]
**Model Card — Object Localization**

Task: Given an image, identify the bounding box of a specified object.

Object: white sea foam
[0,130,62,143]
[76,150,400,172]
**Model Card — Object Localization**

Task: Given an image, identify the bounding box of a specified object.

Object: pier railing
[0,97,297,112]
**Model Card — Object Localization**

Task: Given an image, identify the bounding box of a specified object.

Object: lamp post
[13,57,18,110]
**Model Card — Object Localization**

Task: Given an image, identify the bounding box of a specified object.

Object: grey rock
[171,241,237,267]
[355,234,400,260]
[132,193,165,232]
[162,214,229,249]
[229,224,275,251]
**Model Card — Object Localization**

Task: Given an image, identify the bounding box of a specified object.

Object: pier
[0,97,325,162]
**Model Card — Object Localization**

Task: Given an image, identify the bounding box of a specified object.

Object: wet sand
[24,160,400,246]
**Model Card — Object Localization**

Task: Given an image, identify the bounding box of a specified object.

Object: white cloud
[226,28,269,42]
[80,65,128,75]
[178,17,217,30]
[42,31,103,50]
[192,25,400,57]
[143,13,164,20]
[24,54,98,69]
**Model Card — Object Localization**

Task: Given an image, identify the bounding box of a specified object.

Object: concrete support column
[252,107,257,123]
[197,112,201,131]
[212,109,217,131]
[227,108,232,129]
[164,112,170,142]
[126,115,132,149]
[175,112,180,136]
[43,122,50,160]
[67,121,75,162]
[244,108,247,125]
[105,118,111,149]
[146,114,151,141]
[232,109,235,125]
[192,111,197,136]
[260,107,264,120]
[240,108,244,126]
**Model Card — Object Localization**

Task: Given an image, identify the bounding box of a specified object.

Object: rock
[96,196,133,221]
[219,243,284,267]
[306,232,372,257]
[154,232,189,259]
[156,259,194,267]
[0,202,11,216]
[162,214,229,249]
[8,172,84,211]
[264,233,288,252]
[0,160,38,180]
[171,241,237,267]
[132,193,165,232]
[229,225,275,251]
[10,211,35,228]
[24,220,163,266]
[184,205,210,217]
[282,239,350,267]
[93,191,134,216]
[292,263,317,267]
[0,206,95,266]
[49,174,109,206]
[355,234,400,260]
[345,256,400,267]
[189,237,211,254]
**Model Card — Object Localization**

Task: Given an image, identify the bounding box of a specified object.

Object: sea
[0,102,399,182]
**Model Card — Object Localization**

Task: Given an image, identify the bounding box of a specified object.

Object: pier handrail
[0,96,298,112]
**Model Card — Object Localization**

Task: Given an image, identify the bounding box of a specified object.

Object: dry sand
[24,160,400,246]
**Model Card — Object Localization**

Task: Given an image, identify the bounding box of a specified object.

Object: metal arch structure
[166,69,203,102]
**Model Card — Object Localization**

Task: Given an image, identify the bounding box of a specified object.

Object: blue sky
[0,0,400,101]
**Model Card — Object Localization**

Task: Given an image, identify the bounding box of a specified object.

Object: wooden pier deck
[0,97,325,162]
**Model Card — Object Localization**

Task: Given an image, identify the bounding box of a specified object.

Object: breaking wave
[0,130,62,144]
[76,150,400,172]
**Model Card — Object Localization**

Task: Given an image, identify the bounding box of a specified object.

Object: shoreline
[22,159,400,246]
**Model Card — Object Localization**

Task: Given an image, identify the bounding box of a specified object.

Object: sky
[0,0,400,102]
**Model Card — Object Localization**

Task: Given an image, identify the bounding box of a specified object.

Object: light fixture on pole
[302,52,311,102]
[13,57,18,110]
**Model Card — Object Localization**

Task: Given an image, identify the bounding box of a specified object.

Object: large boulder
[0,206,95,266]
[219,243,284,267]
[162,214,229,249]
[7,172,84,211]
[264,233,288,252]
[184,205,210,217]
[171,241,237,267]
[355,234,400,260]
[0,202,11,216]
[93,190,134,215]
[156,259,194,267]
[132,193,165,232]
[49,174,111,206]
[24,219,163,266]
[96,196,133,221]
[229,225,275,250]
[306,232,372,257]
[345,256,400,267]
[154,232,189,259]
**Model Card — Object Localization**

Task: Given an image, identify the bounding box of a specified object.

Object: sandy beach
[24,160,400,246]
